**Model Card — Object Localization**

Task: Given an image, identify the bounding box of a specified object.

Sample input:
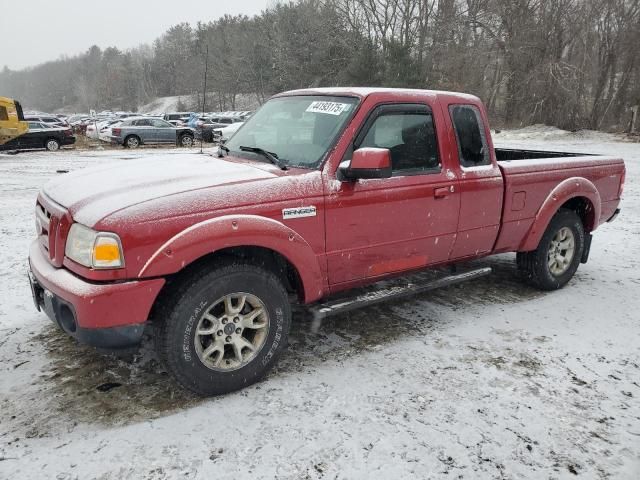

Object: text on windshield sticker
[306,101,351,115]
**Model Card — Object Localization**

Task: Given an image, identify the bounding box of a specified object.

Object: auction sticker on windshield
[306,101,351,115]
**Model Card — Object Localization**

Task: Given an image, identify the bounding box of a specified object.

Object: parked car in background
[163,112,194,126]
[71,117,94,134]
[193,116,239,142]
[84,122,100,140]
[194,118,218,142]
[66,114,88,125]
[98,120,122,142]
[25,115,68,128]
[110,116,194,148]
[215,121,244,143]
[0,121,75,151]
[209,111,253,121]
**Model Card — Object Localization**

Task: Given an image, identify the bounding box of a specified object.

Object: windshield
[224,95,359,168]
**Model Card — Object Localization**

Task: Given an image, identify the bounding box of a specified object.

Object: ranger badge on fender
[282,206,317,220]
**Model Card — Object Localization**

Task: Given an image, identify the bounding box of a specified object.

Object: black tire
[155,259,291,396]
[517,209,585,290]
[45,138,60,151]
[179,134,194,147]
[124,135,141,149]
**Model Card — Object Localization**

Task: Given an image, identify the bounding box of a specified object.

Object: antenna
[200,44,209,154]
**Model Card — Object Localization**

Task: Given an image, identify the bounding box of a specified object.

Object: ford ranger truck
[28,88,625,395]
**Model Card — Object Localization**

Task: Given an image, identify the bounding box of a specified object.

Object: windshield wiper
[239,146,287,170]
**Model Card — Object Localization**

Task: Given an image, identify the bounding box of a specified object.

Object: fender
[139,214,326,303]
[519,177,601,252]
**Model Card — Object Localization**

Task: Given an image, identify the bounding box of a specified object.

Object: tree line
[1,0,638,130]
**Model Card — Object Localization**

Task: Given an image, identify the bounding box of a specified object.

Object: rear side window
[134,119,152,126]
[449,105,490,167]
[0,106,8,121]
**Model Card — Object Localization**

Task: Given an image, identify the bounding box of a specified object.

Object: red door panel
[444,103,504,259]
[325,174,459,287]
[450,169,503,258]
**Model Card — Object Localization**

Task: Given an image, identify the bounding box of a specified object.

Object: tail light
[619,168,625,198]
[112,128,121,136]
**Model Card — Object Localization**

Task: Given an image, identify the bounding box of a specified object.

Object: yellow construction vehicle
[0,97,29,145]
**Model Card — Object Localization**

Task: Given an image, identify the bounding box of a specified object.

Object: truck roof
[275,87,481,103]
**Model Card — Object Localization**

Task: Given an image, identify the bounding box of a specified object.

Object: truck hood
[43,152,278,226]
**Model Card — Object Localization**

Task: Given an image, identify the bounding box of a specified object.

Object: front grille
[36,201,52,253]
[35,196,69,267]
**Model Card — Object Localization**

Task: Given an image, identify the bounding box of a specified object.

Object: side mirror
[340,147,392,181]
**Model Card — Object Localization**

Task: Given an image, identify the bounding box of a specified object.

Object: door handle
[434,185,454,199]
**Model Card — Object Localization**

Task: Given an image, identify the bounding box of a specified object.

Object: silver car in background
[110,116,195,148]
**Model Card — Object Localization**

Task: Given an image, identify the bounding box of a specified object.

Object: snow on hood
[43,153,277,227]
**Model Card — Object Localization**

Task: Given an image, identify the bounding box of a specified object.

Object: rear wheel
[517,209,585,290]
[155,260,291,396]
[125,135,140,149]
[45,138,60,151]
[179,134,194,147]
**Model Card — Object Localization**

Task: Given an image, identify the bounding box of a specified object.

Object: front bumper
[28,240,165,348]
[62,136,76,146]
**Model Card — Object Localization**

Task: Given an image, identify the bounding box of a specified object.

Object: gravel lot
[1,132,638,479]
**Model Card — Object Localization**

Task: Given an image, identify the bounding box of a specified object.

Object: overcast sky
[1,0,271,70]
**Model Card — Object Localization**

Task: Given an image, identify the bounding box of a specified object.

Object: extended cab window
[356,106,440,174]
[449,105,490,167]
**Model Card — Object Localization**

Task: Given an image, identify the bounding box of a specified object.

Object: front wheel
[156,260,291,396]
[517,209,585,290]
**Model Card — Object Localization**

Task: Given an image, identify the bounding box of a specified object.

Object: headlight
[65,223,124,269]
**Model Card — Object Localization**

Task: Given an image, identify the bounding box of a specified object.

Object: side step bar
[309,267,492,319]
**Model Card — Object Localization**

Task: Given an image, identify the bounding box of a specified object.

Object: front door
[22,122,47,148]
[325,103,460,288]
[133,118,155,143]
[152,119,177,143]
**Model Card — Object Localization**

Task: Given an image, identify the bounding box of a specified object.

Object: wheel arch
[139,214,326,304]
[519,177,601,252]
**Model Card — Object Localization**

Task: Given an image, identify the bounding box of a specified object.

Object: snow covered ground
[0,132,638,479]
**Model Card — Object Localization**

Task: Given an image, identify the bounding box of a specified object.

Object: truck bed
[493,151,625,253]
[495,148,589,161]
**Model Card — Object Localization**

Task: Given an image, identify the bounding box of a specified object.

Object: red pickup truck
[28,88,625,395]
